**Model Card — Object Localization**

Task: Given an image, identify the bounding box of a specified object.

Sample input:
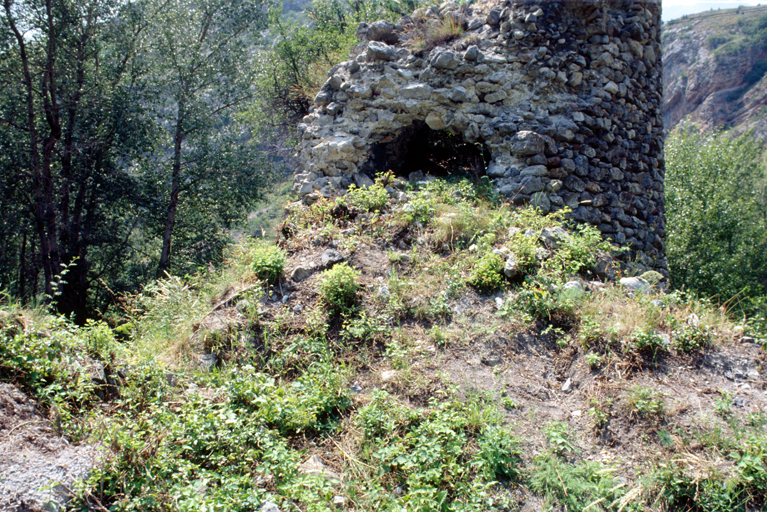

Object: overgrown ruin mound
[294,0,666,273]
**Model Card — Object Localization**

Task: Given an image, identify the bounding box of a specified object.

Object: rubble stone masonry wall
[294,0,666,272]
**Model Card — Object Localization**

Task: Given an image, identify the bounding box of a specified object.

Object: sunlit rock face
[294,0,665,272]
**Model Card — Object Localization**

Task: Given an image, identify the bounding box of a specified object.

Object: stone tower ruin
[293,0,666,272]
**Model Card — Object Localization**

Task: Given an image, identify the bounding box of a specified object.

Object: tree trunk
[18,230,27,299]
[157,98,185,278]
[3,0,53,296]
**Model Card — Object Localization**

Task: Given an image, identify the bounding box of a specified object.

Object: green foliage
[402,178,483,226]
[530,453,626,511]
[0,302,126,424]
[579,315,604,349]
[122,275,210,358]
[366,399,504,508]
[250,243,287,285]
[355,390,415,440]
[317,263,360,314]
[666,128,767,314]
[340,311,390,343]
[499,278,582,324]
[467,253,505,292]
[543,421,575,455]
[229,364,351,434]
[588,398,612,429]
[653,433,767,512]
[474,425,522,480]
[673,323,712,352]
[337,173,391,212]
[626,386,665,418]
[549,224,613,276]
[706,33,733,50]
[629,327,668,355]
[715,391,735,419]
[586,352,603,369]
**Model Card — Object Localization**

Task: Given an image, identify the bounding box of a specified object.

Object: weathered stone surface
[541,226,571,250]
[504,255,522,279]
[294,0,666,274]
[620,277,652,294]
[365,20,399,44]
[367,41,398,61]
[512,131,546,156]
[321,249,344,268]
[401,83,433,100]
[431,50,460,70]
[291,266,315,282]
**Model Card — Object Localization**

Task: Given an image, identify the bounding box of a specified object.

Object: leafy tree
[665,126,767,309]
[0,0,154,321]
[145,0,272,277]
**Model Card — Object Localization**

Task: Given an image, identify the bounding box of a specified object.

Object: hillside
[663,4,767,136]
[2,175,766,511]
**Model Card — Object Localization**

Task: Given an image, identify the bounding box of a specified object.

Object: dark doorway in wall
[360,121,490,180]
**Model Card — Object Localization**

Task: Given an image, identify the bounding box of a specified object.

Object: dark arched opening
[360,121,490,180]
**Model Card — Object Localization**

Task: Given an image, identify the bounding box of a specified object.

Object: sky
[663,0,765,21]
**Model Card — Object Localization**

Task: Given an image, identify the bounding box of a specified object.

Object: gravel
[0,383,102,512]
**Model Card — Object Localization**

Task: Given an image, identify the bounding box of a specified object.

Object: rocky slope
[663,4,767,136]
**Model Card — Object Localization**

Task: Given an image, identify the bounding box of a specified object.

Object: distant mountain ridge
[663,2,763,22]
[662,4,767,137]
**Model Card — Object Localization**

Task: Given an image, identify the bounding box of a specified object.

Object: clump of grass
[407,15,465,52]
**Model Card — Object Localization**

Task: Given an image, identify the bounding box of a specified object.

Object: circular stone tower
[294,0,666,273]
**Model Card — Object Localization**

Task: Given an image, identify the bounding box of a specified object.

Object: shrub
[340,311,390,343]
[317,262,360,313]
[665,127,767,315]
[629,327,668,355]
[355,389,415,440]
[626,386,665,418]
[673,324,712,352]
[474,425,522,480]
[499,278,582,323]
[467,252,505,292]
[250,243,286,285]
[337,173,390,212]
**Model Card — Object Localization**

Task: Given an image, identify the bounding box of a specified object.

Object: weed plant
[317,262,360,314]
[467,252,506,292]
[336,173,391,213]
[249,243,287,285]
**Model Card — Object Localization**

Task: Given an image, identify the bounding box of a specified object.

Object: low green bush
[673,323,712,352]
[317,262,360,313]
[467,252,505,292]
[250,243,287,285]
[629,327,668,355]
[337,174,390,213]
[626,385,665,418]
